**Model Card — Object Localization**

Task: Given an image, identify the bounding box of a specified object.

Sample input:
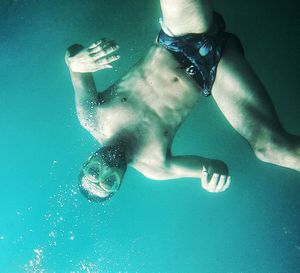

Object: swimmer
[65,0,300,202]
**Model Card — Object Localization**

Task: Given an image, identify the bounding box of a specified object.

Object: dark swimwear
[157,13,243,97]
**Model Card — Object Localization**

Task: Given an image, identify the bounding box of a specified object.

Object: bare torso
[90,44,202,172]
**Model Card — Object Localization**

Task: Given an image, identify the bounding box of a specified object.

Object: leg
[160,0,214,35]
[213,38,300,171]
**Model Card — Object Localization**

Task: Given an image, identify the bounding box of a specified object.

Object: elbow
[79,118,91,131]
[77,111,96,132]
[140,162,175,180]
[78,117,94,132]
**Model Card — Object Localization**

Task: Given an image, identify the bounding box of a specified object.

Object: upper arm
[76,100,98,131]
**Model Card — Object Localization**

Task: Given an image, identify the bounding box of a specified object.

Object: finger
[222,176,231,192]
[88,39,107,50]
[87,64,113,73]
[201,166,209,189]
[208,173,219,192]
[95,54,120,65]
[88,45,104,54]
[88,40,116,54]
[90,44,119,59]
[215,175,226,192]
[100,64,113,69]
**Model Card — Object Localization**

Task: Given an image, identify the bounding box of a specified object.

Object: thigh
[160,0,213,35]
[212,37,284,144]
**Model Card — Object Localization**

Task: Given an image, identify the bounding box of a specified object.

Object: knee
[251,130,292,164]
[253,142,273,163]
[250,131,282,164]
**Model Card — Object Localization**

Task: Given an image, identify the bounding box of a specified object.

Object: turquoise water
[1,0,300,272]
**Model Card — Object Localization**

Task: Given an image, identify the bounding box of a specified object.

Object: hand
[65,39,120,73]
[201,161,231,193]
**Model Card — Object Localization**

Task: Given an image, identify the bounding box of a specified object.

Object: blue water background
[0,0,300,272]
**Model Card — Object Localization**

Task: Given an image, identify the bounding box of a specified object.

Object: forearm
[164,154,229,180]
[167,155,212,179]
[163,155,231,193]
[68,70,98,107]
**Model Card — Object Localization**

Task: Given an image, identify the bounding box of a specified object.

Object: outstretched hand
[201,163,231,193]
[65,39,120,73]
